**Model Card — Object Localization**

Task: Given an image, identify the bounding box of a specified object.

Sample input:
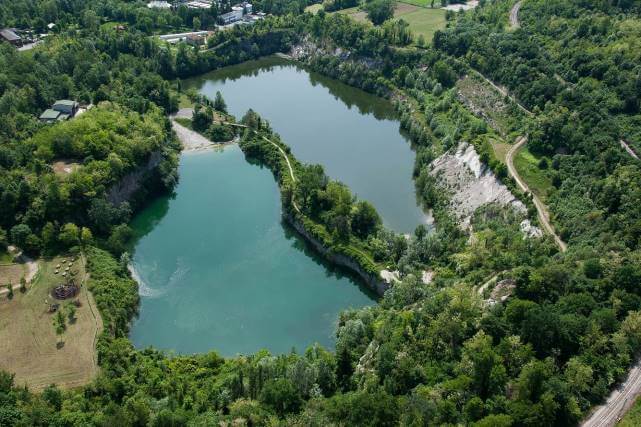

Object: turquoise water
[130,58,427,356]
[129,146,375,356]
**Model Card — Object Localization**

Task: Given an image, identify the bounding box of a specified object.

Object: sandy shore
[171,109,236,152]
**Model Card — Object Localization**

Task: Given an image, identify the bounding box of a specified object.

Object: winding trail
[506,137,567,252]
[620,140,639,161]
[503,1,639,421]
[170,108,299,211]
[509,1,522,29]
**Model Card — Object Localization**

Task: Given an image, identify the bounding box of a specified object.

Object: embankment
[284,213,389,297]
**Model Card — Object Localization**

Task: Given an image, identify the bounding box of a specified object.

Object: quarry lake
[129,57,427,355]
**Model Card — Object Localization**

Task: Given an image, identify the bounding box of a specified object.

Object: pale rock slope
[430,142,541,238]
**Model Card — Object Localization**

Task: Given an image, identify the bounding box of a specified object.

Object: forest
[1,0,641,426]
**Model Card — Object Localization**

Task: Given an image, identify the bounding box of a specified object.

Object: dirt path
[582,361,641,427]
[620,140,639,161]
[170,108,300,211]
[509,1,522,29]
[0,247,39,295]
[506,137,567,252]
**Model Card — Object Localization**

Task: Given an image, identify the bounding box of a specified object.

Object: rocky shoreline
[284,213,390,297]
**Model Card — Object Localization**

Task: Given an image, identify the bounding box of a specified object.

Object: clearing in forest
[0,255,102,391]
[513,146,554,202]
[336,3,446,42]
[394,6,446,41]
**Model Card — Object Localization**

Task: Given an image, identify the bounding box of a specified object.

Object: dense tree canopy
[2,0,641,425]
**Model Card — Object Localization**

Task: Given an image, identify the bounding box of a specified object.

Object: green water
[131,58,428,356]
[129,146,375,356]
[184,57,429,233]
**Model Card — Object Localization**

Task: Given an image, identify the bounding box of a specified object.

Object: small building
[0,28,22,47]
[186,1,213,9]
[220,7,244,24]
[47,23,55,30]
[52,100,79,116]
[243,2,253,13]
[147,0,172,8]
[39,100,79,123]
[186,33,206,46]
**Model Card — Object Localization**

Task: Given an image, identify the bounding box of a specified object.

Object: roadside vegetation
[513,146,554,202]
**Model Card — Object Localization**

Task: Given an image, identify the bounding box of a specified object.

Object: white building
[220,7,244,24]
[186,1,213,9]
[147,1,172,8]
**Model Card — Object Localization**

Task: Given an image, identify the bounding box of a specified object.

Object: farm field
[0,255,102,391]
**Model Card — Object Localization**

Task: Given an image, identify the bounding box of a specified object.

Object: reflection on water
[184,56,429,233]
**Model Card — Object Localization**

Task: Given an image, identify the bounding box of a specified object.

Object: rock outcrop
[429,142,531,228]
[107,151,162,206]
[285,214,390,297]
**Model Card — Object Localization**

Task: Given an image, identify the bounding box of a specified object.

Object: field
[0,262,27,287]
[304,3,323,13]
[394,6,446,41]
[513,146,554,201]
[335,3,446,42]
[398,0,435,7]
[492,140,511,164]
[0,255,103,391]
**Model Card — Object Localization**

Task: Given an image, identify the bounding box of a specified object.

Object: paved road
[506,136,567,252]
[510,1,522,29]
[582,361,641,427]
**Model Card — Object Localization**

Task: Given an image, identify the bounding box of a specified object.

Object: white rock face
[520,219,544,239]
[429,142,532,230]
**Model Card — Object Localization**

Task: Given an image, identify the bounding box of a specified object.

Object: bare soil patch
[52,159,81,176]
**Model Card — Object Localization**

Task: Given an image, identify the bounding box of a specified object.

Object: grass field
[394,7,446,42]
[398,0,435,7]
[514,147,554,201]
[0,255,103,391]
[0,262,28,287]
[305,3,323,13]
[334,3,446,42]
[620,396,641,426]
[492,141,511,164]
[0,250,13,264]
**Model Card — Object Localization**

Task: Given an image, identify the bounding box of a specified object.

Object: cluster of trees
[0,102,178,256]
[239,110,386,273]
[2,1,641,425]
[190,94,238,142]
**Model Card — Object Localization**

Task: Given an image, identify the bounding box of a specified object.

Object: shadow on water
[184,56,291,87]
[281,219,380,301]
[240,153,378,300]
[128,194,172,247]
[306,69,396,121]
[184,56,398,122]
